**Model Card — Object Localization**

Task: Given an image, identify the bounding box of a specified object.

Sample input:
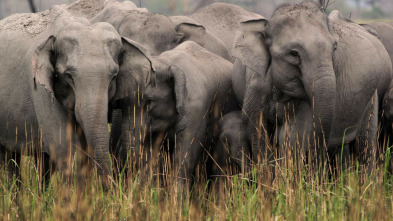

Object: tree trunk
[27,0,37,13]
[0,1,3,19]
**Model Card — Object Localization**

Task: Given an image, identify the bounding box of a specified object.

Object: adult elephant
[111,40,235,187]
[186,3,266,107]
[90,1,229,59]
[190,3,263,56]
[235,1,392,168]
[0,7,141,184]
[360,22,393,118]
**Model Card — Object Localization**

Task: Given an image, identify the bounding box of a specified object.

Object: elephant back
[190,3,263,51]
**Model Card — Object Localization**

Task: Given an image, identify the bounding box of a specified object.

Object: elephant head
[263,1,337,145]
[174,22,230,61]
[113,39,191,167]
[112,39,157,165]
[32,21,134,178]
[116,12,180,56]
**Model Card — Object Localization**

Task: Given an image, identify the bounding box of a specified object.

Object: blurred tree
[354,0,361,12]
[1,0,391,20]
[191,0,214,13]
[366,0,379,7]
[27,0,37,12]
[0,1,3,19]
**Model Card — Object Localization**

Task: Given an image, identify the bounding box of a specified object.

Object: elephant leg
[209,135,231,198]
[356,90,378,175]
[175,126,206,193]
[0,146,21,181]
[328,144,350,173]
[34,151,54,189]
[237,142,252,176]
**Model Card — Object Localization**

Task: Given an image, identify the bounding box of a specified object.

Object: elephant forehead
[271,1,321,19]
[268,2,327,33]
[55,29,121,56]
[58,22,121,45]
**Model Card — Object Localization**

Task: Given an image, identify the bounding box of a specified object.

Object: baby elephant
[210,111,251,183]
[111,40,236,188]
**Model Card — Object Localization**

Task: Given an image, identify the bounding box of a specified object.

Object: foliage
[361,6,386,19]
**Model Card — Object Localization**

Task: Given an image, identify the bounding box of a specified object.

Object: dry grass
[0,135,392,220]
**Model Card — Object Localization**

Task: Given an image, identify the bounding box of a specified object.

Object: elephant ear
[232,19,270,76]
[116,37,155,101]
[32,36,56,96]
[175,23,206,43]
[168,65,187,118]
[360,24,380,38]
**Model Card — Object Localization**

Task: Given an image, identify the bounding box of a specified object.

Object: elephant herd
[1,0,393,189]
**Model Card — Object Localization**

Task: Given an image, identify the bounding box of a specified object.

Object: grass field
[0,139,392,221]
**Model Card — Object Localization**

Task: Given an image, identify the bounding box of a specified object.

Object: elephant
[90,1,230,60]
[360,22,393,168]
[0,6,142,184]
[359,22,393,119]
[60,0,118,20]
[233,1,392,169]
[110,40,235,187]
[190,3,263,57]
[210,111,251,179]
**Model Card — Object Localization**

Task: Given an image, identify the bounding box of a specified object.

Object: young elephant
[90,1,229,60]
[0,6,143,184]
[211,111,251,180]
[111,40,235,187]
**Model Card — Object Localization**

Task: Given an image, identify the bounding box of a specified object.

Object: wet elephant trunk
[301,63,336,149]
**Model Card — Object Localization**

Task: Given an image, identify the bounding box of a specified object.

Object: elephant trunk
[302,63,336,148]
[120,101,148,168]
[75,90,111,179]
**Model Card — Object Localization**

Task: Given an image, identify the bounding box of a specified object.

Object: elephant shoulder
[192,3,262,24]
[171,41,232,80]
[191,3,263,49]
[65,0,117,19]
[0,10,54,37]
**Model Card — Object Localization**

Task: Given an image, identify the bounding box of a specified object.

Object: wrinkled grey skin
[360,22,393,119]
[189,3,268,106]
[90,1,229,60]
[0,7,138,183]
[235,1,392,169]
[112,40,235,187]
[190,3,263,55]
[231,18,270,106]
[211,111,250,179]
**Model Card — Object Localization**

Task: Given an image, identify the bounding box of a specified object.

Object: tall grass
[0,133,392,220]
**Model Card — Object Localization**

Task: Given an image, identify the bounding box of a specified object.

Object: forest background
[0,0,392,22]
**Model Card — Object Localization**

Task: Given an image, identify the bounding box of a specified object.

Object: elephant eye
[63,72,74,84]
[289,50,298,57]
[144,96,152,106]
[286,50,300,65]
